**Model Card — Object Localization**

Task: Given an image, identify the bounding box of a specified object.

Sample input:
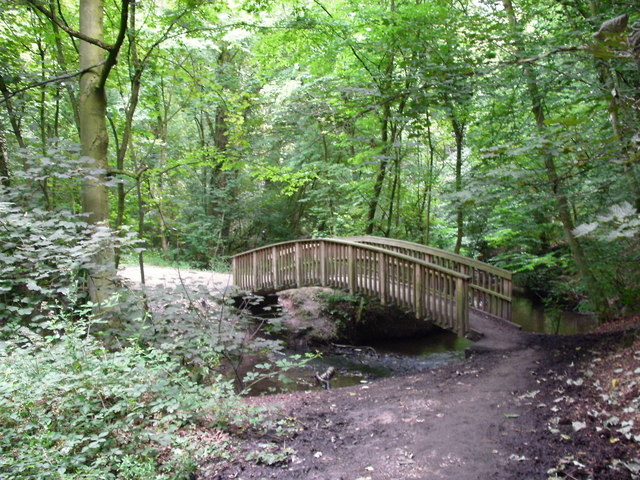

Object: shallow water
[511,292,599,334]
[244,330,472,396]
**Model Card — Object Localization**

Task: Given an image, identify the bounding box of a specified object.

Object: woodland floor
[119,266,640,480]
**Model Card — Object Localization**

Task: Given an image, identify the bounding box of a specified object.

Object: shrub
[0,317,248,480]
[0,202,139,328]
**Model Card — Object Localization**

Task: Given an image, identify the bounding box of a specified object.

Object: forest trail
[118,265,232,292]
[117,265,543,480]
[215,344,547,480]
[119,265,638,480]
[118,265,541,479]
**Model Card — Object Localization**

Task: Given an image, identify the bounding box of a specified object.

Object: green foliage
[113,285,310,394]
[0,202,138,326]
[316,291,366,339]
[244,442,296,466]
[2,0,639,317]
[0,317,246,480]
[0,153,139,328]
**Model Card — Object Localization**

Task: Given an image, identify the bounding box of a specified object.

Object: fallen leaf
[509,454,527,461]
[572,421,587,432]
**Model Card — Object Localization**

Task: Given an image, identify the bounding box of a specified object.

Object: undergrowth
[0,317,256,480]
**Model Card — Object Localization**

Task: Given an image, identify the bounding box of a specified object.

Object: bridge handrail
[232,238,471,336]
[343,236,512,322]
[343,236,511,277]
[232,238,470,279]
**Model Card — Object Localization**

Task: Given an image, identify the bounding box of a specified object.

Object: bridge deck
[232,237,512,337]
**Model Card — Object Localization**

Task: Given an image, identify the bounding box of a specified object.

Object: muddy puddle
[244,330,472,396]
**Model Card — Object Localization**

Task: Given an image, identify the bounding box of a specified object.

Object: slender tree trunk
[366,103,392,234]
[423,109,436,245]
[0,129,10,187]
[50,0,80,134]
[0,76,27,150]
[503,0,610,315]
[452,117,464,254]
[586,0,640,209]
[114,0,142,269]
[386,152,400,236]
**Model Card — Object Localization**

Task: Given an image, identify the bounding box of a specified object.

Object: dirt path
[120,265,638,480]
[212,344,544,480]
[118,264,232,292]
[121,265,542,479]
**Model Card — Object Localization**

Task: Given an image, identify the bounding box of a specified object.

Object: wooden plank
[456,276,468,336]
[320,240,327,287]
[251,252,257,289]
[348,245,356,294]
[295,242,301,287]
[414,264,422,319]
[379,254,388,305]
[272,246,278,288]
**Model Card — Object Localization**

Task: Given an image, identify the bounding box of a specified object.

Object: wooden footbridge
[231,236,512,337]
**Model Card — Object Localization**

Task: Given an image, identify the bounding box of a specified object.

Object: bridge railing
[343,236,512,322]
[232,238,471,336]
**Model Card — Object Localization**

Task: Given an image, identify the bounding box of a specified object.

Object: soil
[118,266,640,480]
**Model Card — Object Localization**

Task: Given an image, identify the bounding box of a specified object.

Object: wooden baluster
[348,245,356,294]
[414,264,423,319]
[295,242,301,287]
[251,252,257,289]
[320,241,327,286]
[272,246,278,289]
[449,276,455,329]
[504,277,512,321]
[379,253,388,305]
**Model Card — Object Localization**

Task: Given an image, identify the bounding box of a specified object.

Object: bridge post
[231,256,237,286]
[456,276,469,336]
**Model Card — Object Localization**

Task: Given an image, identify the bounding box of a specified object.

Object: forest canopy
[1,0,639,313]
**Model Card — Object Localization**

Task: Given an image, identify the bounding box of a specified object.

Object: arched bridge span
[231,237,512,337]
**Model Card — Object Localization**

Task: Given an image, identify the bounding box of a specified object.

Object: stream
[245,330,472,396]
[511,291,599,334]
[244,292,598,396]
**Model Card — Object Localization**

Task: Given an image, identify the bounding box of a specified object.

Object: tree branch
[507,45,589,65]
[24,0,114,51]
[98,0,131,90]
[311,0,377,82]
[0,60,106,105]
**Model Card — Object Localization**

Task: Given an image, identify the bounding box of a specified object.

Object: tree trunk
[0,129,10,187]
[451,117,464,254]
[422,109,436,245]
[502,0,610,315]
[366,103,392,234]
[79,0,113,303]
[114,0,142,267]
[0,76,27,150]
[50,0,81,134]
